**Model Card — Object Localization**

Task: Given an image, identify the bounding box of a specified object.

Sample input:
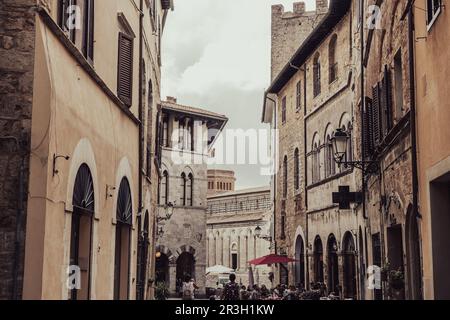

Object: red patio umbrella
[248,254,296,266]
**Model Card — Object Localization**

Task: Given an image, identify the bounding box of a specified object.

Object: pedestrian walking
[221,274,240,300]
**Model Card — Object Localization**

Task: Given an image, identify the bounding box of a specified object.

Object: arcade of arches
[292,233,357,298]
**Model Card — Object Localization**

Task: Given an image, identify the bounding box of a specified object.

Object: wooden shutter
[83,0,95,63]
[384,66,393,131]
[363,99,373,159]
[372,84,381,147]
[117,32,134,107]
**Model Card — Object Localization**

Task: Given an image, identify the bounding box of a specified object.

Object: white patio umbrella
[206,265,234,275]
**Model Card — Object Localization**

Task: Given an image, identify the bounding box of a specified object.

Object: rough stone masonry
[0,0,36,300]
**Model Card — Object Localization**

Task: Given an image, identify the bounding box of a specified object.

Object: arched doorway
[294,236,305,288]
[342,232,357,299]
[114,178,132,300]
[69,164,95,300]
[155,253,170,284]
[358,228,366,300]
[136,211,150,300]
[327,234,339,295]
[313,236,324,283]
[406,206,422,300]
[176,252,196,284]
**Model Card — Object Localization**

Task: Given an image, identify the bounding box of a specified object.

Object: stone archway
[294,235,305,288]
[327,234,339,295]
[313,236,324,283]
[342,232,357,299]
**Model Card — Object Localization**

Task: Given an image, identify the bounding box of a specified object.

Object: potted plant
[388,269,405,291]
[155,282,170,301]
[380,262,390,282]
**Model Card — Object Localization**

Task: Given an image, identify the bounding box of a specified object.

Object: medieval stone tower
[271,0,328,81]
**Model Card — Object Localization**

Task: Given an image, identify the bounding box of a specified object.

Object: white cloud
[161,0,317,188]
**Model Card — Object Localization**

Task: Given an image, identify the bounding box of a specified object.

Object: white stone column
[248,234,254,261]
[206,237,209,267]
[223,235,230,267]
[215,235,221,266]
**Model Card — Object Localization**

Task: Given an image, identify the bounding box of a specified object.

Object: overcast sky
[161,0,316,190]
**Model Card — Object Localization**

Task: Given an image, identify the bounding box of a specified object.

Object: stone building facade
[207,169,236,196]
[265,0,364,299]
[0,0,173,300]
[154,98,227,297]
[206,187,273,288]
[362,0,419,300]
[263,0,423,300]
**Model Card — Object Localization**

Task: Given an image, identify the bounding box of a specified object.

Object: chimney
[166,96,177,103]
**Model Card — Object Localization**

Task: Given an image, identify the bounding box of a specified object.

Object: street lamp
[157,202,174,223]
[331,128,378,173]
[331,128,348,165]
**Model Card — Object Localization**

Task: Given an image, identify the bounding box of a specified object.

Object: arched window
[329,34,338,83]
[313,236,324,283]
[70,164,95,300]
[180,173,187,206]
[294,148,300,190]
[283,156,288,197]
[114,178,132,300]
[187,173,194,206]
[159,170,169,205]
[313,53,321,97]
[346,123,353,162]
[325,134,336,178]
[280,212,286,240]
[312,142,320,183]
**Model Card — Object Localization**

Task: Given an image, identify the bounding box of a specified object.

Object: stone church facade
[207,186,273,288]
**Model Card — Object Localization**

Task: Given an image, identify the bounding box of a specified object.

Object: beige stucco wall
[21,0,165,299]
[414,0,450,300]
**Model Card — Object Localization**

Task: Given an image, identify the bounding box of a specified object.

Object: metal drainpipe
[266,94,277,255]
[137,0,144,300]
[407,0,423,300]
[138,0,144,213]
[360,0,368,220]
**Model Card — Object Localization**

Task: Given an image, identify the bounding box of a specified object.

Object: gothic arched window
[294,148,300,190]
[159,170,169,205]
[313,53,321,97]
[283,156,288,197]
[329,34,338,83]
[180,173,186,206]
[187,173,194,206]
